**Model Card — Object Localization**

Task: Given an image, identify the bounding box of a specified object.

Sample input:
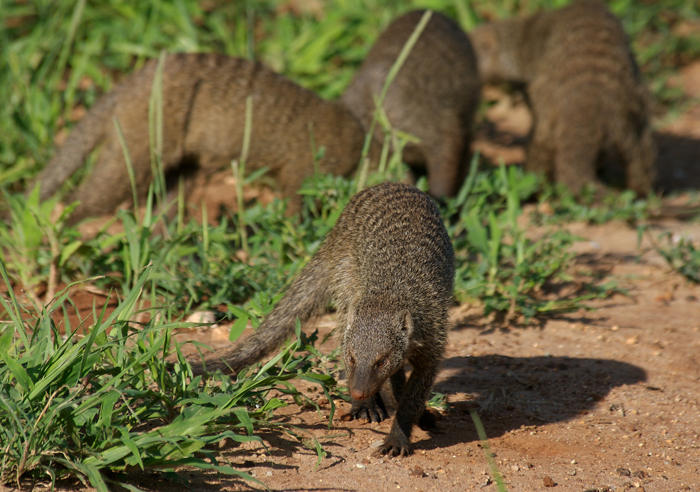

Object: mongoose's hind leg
[278,165,309,215]
[621,124,656,196]
[552,102,604,195]
[554,133,602,196]
[524,121,556,180]
[64,138,139,225]
[378,357,440,457]
[425,132,467,198]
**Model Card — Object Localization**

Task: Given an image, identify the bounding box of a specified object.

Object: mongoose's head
[470,22,523,84]
[343,301,412,401]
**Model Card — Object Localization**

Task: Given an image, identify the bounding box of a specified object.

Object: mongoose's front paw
[350,394,388,423]
[375,432,412,458]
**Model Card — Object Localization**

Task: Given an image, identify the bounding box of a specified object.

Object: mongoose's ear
[401,311,414,338]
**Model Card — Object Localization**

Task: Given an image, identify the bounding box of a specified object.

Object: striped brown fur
[36,53,375,223]
[223,182,455,456]
[342,10,481,198]
[471,0,656,195]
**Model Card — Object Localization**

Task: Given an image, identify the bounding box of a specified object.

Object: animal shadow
[655,131,700,192]
[415,354,646,451]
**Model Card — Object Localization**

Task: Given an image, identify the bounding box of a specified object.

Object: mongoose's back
[36,53,373,224]
[327,182,455,319]
[471,0,656,195]
[342,11,481,198]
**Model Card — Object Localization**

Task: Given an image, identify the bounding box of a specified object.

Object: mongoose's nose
[351,389,370,401]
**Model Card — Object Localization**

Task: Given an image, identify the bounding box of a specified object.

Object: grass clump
[0,260,334,490]
[650,231,700,283]
[531,184,658,226]
[444,160,609,323]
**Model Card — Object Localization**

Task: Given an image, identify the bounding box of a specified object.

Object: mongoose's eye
[375,357,387,369]
[349,355,356,366]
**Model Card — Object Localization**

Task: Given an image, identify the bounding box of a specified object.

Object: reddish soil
[5,62,700,492]
[160,218,700,492]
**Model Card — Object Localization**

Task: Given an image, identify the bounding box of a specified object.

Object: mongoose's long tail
[224,252,334,373]
[34,90,119,201]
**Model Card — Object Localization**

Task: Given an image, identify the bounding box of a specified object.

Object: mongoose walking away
[471,0,656,195]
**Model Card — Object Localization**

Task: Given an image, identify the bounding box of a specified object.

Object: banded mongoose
[35,53,375,224]
[223,182,455,457]
[342,10,481,199]
[470,0,656,195]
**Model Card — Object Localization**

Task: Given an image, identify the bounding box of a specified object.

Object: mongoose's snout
[347,361,384,401]
[350,388,372,401]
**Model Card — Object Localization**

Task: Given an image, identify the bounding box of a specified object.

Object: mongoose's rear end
[471,0,656,195]
[224,182,455,456]
[342,10,481,199]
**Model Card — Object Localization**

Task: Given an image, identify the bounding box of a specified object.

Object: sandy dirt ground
[4,59,700,492]
[155,218,700,492]
[134,60,700,492]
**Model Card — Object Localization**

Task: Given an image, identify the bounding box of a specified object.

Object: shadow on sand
[655,131,700,193]
[415,353,646,451]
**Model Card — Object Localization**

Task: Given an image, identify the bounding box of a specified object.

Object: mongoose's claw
[375,439,411,458]
[350,397,389,423]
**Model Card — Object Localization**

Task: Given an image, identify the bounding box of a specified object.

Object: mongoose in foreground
[342,10,481,199]
[223,182,455,456]
[470,0,656,195]
[35,53,375,224]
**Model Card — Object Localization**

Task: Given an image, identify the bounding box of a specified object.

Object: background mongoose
[342,10,481,199]
[470,0,656,195]
[35,53,374,224]
[222,182,455,457]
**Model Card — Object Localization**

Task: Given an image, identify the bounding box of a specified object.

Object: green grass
[0,259,338,490]
[470,407,508,492]
[649,230,700,283]
[531,184,660,226]
[0,0,697,489]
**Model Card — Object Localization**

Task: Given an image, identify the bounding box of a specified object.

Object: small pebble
[543,475,556,487]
